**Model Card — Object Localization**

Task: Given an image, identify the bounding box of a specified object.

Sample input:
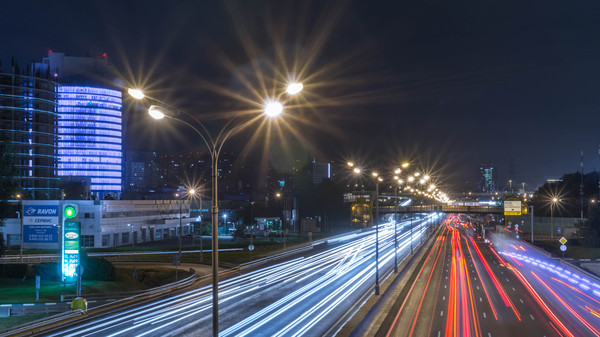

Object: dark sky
[3,0,600,189]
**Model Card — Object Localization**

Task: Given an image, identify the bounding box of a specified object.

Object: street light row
[347,162,449,203]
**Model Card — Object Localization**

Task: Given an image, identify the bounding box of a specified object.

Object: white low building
[2,199,192,250]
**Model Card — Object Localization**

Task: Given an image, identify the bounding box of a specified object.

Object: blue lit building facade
[57,86,123,198]
[0,73,59,199]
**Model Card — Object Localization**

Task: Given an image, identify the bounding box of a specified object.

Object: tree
[0,132,18,256]
[576,206,600,246]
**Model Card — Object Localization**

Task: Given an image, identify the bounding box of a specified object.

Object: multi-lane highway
[495,232,600,337]
[42,215,438,337]
[375,216,567,337]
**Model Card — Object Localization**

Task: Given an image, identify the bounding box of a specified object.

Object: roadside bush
[0,264,28,278]
[34,262,60,280]
[82,256,115,281]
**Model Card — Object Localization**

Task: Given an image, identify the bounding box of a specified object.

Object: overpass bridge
[377,204,504,215]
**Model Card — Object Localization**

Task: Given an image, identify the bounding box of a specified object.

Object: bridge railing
[377,205,504,214]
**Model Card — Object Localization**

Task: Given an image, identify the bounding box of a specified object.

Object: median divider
[336,224,444,337]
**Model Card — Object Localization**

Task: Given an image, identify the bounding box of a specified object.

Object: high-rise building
[312,161,331,184]
[34,51,123,199]
[479,164,496,193]
[56,86,122,197]
[0,72,59,199]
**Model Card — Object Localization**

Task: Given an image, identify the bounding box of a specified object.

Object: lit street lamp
[129,82,300,336]
[551,197,560,240]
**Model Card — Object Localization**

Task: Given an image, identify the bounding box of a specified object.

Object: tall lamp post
[551,197,559,240]
[129,83,301,337]
[348,163,382,295]
[372,172,383,295]
[16,194,22,261]
[276,192,287,249]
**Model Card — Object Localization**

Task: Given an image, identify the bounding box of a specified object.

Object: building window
[122,232,129,244]
[81,235,95,247]
[102,235,109,247]
[84,212,95,219]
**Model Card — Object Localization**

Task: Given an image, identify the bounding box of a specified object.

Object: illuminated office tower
[57,86,123,198]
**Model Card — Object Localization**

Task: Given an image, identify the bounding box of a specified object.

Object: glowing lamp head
[148,105,166,120]
[394,168,401,174]
[401,162,409,168]
[264,100,283,118]
[285,82,303,95]
[189,189,196,195]
[353,168,361,174]
[128,88,145,100]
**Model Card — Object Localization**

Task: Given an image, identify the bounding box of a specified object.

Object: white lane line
[438,331,441,337]
[477,286,480,290]
[445,285,447,289]
[488,333,492,337]
[512,287,516,291]
[443,296,445,300]
[530,314,535,320]
[446,276,448,279]
[506,278,510,282]
[519,299,524,304]
[441,311,444,316]
[483,312,487,318]
[479,297,482,302]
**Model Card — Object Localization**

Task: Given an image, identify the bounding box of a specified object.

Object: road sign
[559,237,567,245]
[504,201,522,215]
[560,244,567,251]
[248,244,255,251]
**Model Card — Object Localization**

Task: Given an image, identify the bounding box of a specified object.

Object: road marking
[512,287,516,291]
[530,314,535,320]
[474,277,477,280]
[443,296,445,300]
[483,312,487,318]
[446,276,448,279]
[477,286,480,290]
[479,297,483,302]
[441,311,444,316]
[519,299,524,304]
[506,278,510,282]
[445,285,447,288]
[501,271,504,274]
[488,333,492,337]
[438,331,441,337]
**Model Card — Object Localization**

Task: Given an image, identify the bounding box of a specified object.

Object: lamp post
[129,83,299,337]
[372,172,383,295]
[393,169,400,273]
[276,192,287,249]
[16,194,22,261]
[551,197,559,240]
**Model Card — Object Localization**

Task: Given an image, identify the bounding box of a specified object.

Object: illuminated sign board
[61,204,80,281]
[22,205,59,243]
[504,201,522,215]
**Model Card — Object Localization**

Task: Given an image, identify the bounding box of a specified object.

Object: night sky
[3,0,600,189]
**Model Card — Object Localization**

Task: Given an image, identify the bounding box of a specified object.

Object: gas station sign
[61,204,80,282]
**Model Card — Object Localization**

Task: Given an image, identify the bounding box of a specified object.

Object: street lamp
[276,192,287,249]
[372,173,383,295]
[129,83,299,337]
[16,194,22,261]
[551,197,559,240]
[349,164,382,295]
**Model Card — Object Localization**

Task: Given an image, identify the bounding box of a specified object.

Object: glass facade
[0,73,59,199]
[57,86,123,196]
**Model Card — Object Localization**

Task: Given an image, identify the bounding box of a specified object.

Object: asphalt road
[376,216,561,337]
[40,215,438,337]
[493,232,600,337]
